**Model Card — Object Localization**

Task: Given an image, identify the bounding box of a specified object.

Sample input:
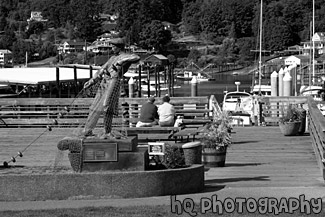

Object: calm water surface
[174,73,253,103]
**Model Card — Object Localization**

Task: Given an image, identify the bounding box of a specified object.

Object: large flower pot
[279,121,301,136]
[202,146,227,167]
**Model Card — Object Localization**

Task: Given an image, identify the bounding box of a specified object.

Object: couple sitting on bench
[136,95,182,127]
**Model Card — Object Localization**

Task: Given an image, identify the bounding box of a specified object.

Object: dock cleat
[64,106,70,112]
[3,161,8,168]
[52,119,58,125]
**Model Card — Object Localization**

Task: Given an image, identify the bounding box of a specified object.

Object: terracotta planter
[279,121,301,136]
[202,146,227,167]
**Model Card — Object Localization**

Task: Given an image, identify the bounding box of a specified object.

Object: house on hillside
[301,32,325,56]
[27,11,48,23]
[0,49,13,67]
[57,41,86,54]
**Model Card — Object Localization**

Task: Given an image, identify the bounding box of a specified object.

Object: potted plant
[200,111,232,167]
[278,104,302,136]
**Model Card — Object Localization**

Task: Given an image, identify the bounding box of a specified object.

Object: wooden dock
[206,126,324,188]
[0,126,324,189]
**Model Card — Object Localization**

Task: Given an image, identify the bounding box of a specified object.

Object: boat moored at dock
[222,82,254,126]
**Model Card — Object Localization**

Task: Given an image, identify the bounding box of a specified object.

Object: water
[174,73,253,103]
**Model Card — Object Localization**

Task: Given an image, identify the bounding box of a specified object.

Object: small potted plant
[278,104,302,136]
[200,111,232,167]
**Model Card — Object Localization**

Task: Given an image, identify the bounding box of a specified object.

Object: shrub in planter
[200,111,232,167]
[279,104,302,136]
[161,143,186,169]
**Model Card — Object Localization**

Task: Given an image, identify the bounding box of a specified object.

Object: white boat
[124,71,147,78]
[176,71,213,82]
[141,84,181,92]
[300,85,323,101]
[222,82,254,126]
[251,84,271,96]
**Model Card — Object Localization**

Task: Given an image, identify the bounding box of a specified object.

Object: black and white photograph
[0,0,324,216]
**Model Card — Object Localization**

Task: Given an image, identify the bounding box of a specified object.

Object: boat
[176,71,213,82]
[123,71,147,78]
[251,84,271,96]
[222,82,254,126]
[300,85,323,101]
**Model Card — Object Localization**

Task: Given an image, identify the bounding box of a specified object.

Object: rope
[2,78,127,167]
[2,86,89,168]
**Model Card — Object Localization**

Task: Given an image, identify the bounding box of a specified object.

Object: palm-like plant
[200,111,232,149]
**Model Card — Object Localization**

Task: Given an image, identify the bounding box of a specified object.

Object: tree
[0,16,7,31]
[0,27,16,49]
[42,0,72,28]
[182,0,202,35]
[187,49,201,64]
[26,21,45,38]
[12,39,32,64]
[139,20,172,53]
[70,0,102,41]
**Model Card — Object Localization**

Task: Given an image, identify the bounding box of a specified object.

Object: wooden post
[56,67,61,98]
[138,65,142,97]
[157,65,161,97]
[49,82,52,98]
[190,76,198,97]
[171,64,175,97]
[147,65,150,97]
[89,65,93,78]
[154,65,158,96]
[74,66,78,96]
[122,65,125,93]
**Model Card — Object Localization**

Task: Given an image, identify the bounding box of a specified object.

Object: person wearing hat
[158,95,175,127]
[136,96,159,127]
[81,37,140,138]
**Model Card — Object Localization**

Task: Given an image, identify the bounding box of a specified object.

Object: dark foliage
[161,143,186,169]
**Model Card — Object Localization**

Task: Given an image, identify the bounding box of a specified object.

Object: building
[0,49,13,67]
[284,55,310,66]
[301,32,325,56]
[143,54,169,66]
[57,41,86,54]
[27,11,48,23]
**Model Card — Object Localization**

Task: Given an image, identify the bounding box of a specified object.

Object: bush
[161,143,186,169]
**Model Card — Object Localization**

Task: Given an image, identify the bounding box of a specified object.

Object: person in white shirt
[158,95,175,127]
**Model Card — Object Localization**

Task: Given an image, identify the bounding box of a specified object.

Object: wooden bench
[0,97,213,129]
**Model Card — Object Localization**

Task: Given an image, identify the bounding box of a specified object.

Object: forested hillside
[0,0,324,66]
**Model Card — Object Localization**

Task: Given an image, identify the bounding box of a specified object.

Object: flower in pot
[200,111,232,167]
[278,104,302,136]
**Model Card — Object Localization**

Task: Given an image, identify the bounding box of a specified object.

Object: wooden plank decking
[0,126,324,189]
[206,126,324,188]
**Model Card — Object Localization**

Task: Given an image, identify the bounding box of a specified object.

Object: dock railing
[258,96,308,125]
[209,95,222,117]
[307,97,325,180]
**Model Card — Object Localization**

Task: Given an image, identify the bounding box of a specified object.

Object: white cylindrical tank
[283,71,292,96]
[278,67,285,96]
[271,71,278,96]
